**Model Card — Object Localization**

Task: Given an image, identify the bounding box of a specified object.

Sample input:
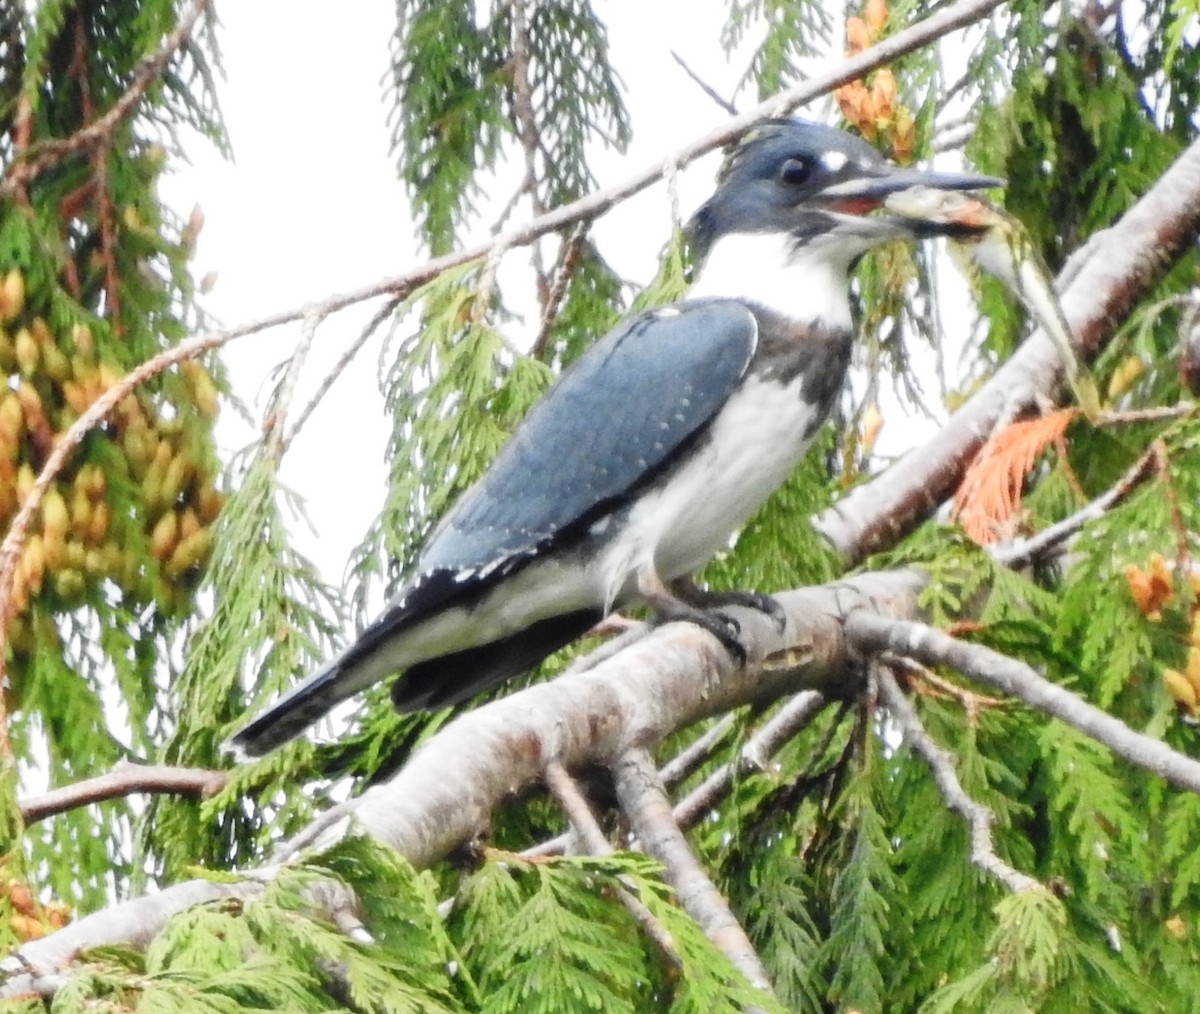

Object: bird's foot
[654,602,748,664]
[670,579,787,633]
[638,570,756,664]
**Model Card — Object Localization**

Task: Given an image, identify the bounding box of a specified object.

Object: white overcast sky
[162,2,960,590]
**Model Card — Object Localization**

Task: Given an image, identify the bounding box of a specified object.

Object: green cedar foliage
[1,0,227,914]
[7,2,1200,1012]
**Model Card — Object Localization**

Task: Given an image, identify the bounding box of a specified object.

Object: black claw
[677,584,787,634]
[709,611,749,664]
[730,590,786,630]
[654,606,747,664]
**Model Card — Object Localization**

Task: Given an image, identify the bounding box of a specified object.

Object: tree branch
[658,713,738,788]
[0,0,210,201]
[672,691,828,831]
[543,759,611,855]
[989,441,1162,569]
[0,878,267,996]
[307,570,921,870]
[845,612,1200,794]
[614,748,774,997]
[541,760,682,967]
[283,296,400,447]
[816,132,1200,564]
[20,762,228,825]
[266,306,327,458]
[103,0,1003,357]
[874,665,1040,894]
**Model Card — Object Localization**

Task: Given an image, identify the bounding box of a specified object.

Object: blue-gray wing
[418,298,758,575]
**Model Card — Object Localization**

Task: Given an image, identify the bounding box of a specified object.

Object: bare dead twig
[614,748,774,997]
[267,307,327,457]
[20,762,228,824]
[990,442,1162,569]
[1,0,210,201]
[542,760,682,966]
[543,759,611,855]
[672,690,828,830]
[874,665,1041,894]
[531,223,587,359]
[284,297,400,447]
[1097,402,1197,424]
[658,713,738,788]
[845,611,1200,795]
[671,50,738,116]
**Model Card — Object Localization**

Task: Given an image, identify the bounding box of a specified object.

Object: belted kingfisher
[230,119,998,757]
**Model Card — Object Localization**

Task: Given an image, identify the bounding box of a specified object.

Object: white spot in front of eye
[822,151,848,172]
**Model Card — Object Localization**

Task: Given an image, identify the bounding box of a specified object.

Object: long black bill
[819,164,1005,238]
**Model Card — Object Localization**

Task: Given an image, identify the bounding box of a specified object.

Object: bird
[229,118,1000,757]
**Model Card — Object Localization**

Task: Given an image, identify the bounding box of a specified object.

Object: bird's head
[687,118,1002,264]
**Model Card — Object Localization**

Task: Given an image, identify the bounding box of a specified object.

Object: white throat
[688,231,857,330]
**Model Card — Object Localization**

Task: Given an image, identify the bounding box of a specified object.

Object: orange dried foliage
[1127,552,1175,620]
[834,0,916,161]
[952,409,1077,544]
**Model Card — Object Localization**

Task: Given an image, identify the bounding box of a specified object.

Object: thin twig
[658,713,738,788]
[885,654,1005,724]
[614,748,775,997]
[875,665,1040,893]
[672,691,827,830]
[531,223,587,359]
[845,612,1200,795]
[543,759,611,854]
[267,307,327,458]
[670,50,738,115]
[284,296,400,447]
[1097,402,1197,424]
[20,762,228,824]
[542,760,682,967]
[1,0,210,200]
[990,442,1162,569]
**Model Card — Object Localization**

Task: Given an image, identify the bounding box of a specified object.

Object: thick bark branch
[0,879,266,996]
[614,748,774,997]
[1,571,916,993]
[316,571,920,869]
[20,762,228,824]
[816,133,1200,564]
[847,612,1200,794]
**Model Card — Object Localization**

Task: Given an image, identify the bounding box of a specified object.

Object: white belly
[598,372,820,606]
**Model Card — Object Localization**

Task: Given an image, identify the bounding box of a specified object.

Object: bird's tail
[225,656,364,759]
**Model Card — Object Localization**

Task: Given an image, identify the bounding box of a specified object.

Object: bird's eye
[778,157,812,186]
